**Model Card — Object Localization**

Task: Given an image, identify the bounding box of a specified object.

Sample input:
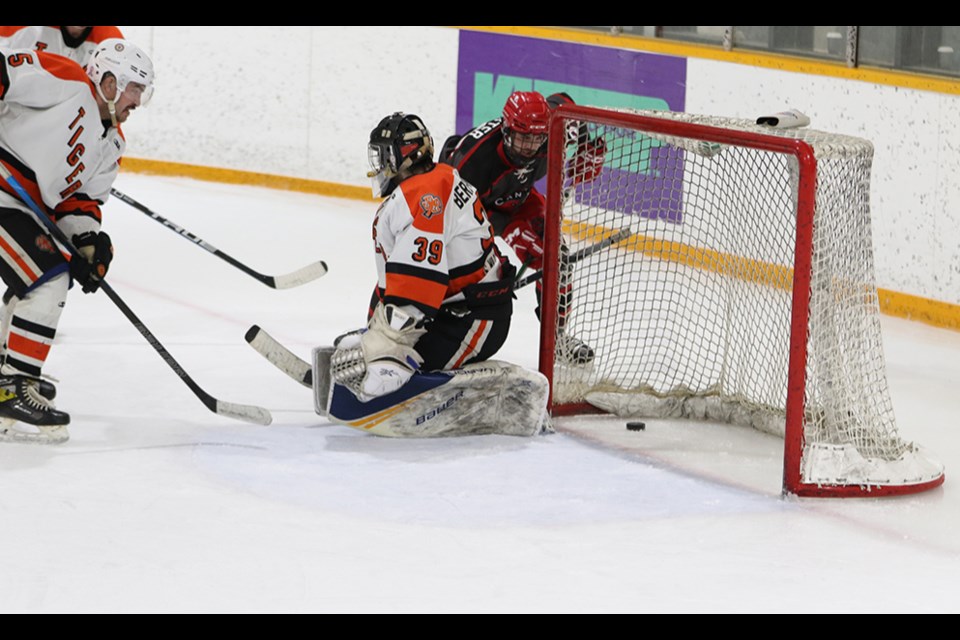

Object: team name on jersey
[61,106,87,199]
[494,190,527,208]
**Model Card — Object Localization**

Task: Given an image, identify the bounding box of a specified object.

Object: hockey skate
[556,332,595,365]
[0,353,57,401]
[37,377,57,401]
[0,373,69,444]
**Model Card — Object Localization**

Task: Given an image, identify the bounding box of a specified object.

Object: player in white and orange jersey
[0,39,155,443]
[0,26,124,66]
[317,113,551,437]
[0,27,126,366]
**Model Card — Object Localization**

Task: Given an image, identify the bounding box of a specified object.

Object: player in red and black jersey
[441,90,605,365]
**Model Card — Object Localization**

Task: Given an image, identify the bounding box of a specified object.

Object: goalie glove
[331,304,426,402]
[70,231,114,294]
[503,214,545,271]
[568,136,606,186]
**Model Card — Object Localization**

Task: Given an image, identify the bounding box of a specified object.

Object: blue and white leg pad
[312,350,550,438]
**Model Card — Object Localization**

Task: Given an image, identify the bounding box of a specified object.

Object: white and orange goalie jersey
[372,162,505,319]
[0,47,122,239]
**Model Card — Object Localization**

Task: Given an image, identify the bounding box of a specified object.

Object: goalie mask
[502,91,550,163]
[86,38,156,125]
[367,113,435,198]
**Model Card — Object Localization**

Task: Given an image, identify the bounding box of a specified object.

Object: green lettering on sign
[472,72,671,175]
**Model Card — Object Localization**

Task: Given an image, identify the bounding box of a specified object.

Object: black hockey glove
[70,231,114,293]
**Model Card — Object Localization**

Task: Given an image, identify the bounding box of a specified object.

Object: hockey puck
[626,421,646,431]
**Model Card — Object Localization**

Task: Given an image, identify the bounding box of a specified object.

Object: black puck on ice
[626,421,646,431]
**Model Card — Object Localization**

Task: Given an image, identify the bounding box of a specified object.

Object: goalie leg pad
[325,360,550,438]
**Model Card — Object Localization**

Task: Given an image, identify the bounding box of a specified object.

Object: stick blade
[245,325,313,388]
[214,400,273,425]
[270,261,328,289]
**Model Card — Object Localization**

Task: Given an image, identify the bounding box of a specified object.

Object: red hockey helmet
[501,91,550,161]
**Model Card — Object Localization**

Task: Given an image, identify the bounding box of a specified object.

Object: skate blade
[0,419,69,445]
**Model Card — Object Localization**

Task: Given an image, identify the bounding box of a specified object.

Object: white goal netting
[544,107,943,496]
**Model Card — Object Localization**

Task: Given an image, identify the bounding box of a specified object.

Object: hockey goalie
[314,112,551,438]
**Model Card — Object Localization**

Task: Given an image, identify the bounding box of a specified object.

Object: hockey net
[540,104,944,497]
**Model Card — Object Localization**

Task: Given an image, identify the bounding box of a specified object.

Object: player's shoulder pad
[35,49,89,83]
[399,164,455,227]
[88,26,125,43]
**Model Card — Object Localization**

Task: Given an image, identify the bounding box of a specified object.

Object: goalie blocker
[313,346,551,438]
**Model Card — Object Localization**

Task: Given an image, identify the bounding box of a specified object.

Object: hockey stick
[110,188,328,289]
[0,166,272,425]
[514,227,633,290]
[245,325,313,389]
[247,228,631,385]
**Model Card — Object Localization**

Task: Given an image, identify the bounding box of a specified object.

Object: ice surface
[1,173,957,613]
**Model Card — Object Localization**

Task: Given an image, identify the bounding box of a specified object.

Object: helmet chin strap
[106,100,119,127]
[95,81,120,127]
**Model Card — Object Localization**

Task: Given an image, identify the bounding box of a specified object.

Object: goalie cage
[541,103,944,498]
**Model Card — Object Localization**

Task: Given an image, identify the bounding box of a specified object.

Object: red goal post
[539,103,944,498]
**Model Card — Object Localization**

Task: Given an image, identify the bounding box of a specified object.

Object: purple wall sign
[454,30,690,222]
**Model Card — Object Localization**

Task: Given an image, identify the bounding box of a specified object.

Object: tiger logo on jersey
[419,194,443,219]
[34,234,55,254]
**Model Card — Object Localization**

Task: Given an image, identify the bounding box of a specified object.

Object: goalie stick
[246,228,637,387]
[0,165,272,426]
[110,188,328,289]
[245,325,313,389]
[514,227,633,290]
